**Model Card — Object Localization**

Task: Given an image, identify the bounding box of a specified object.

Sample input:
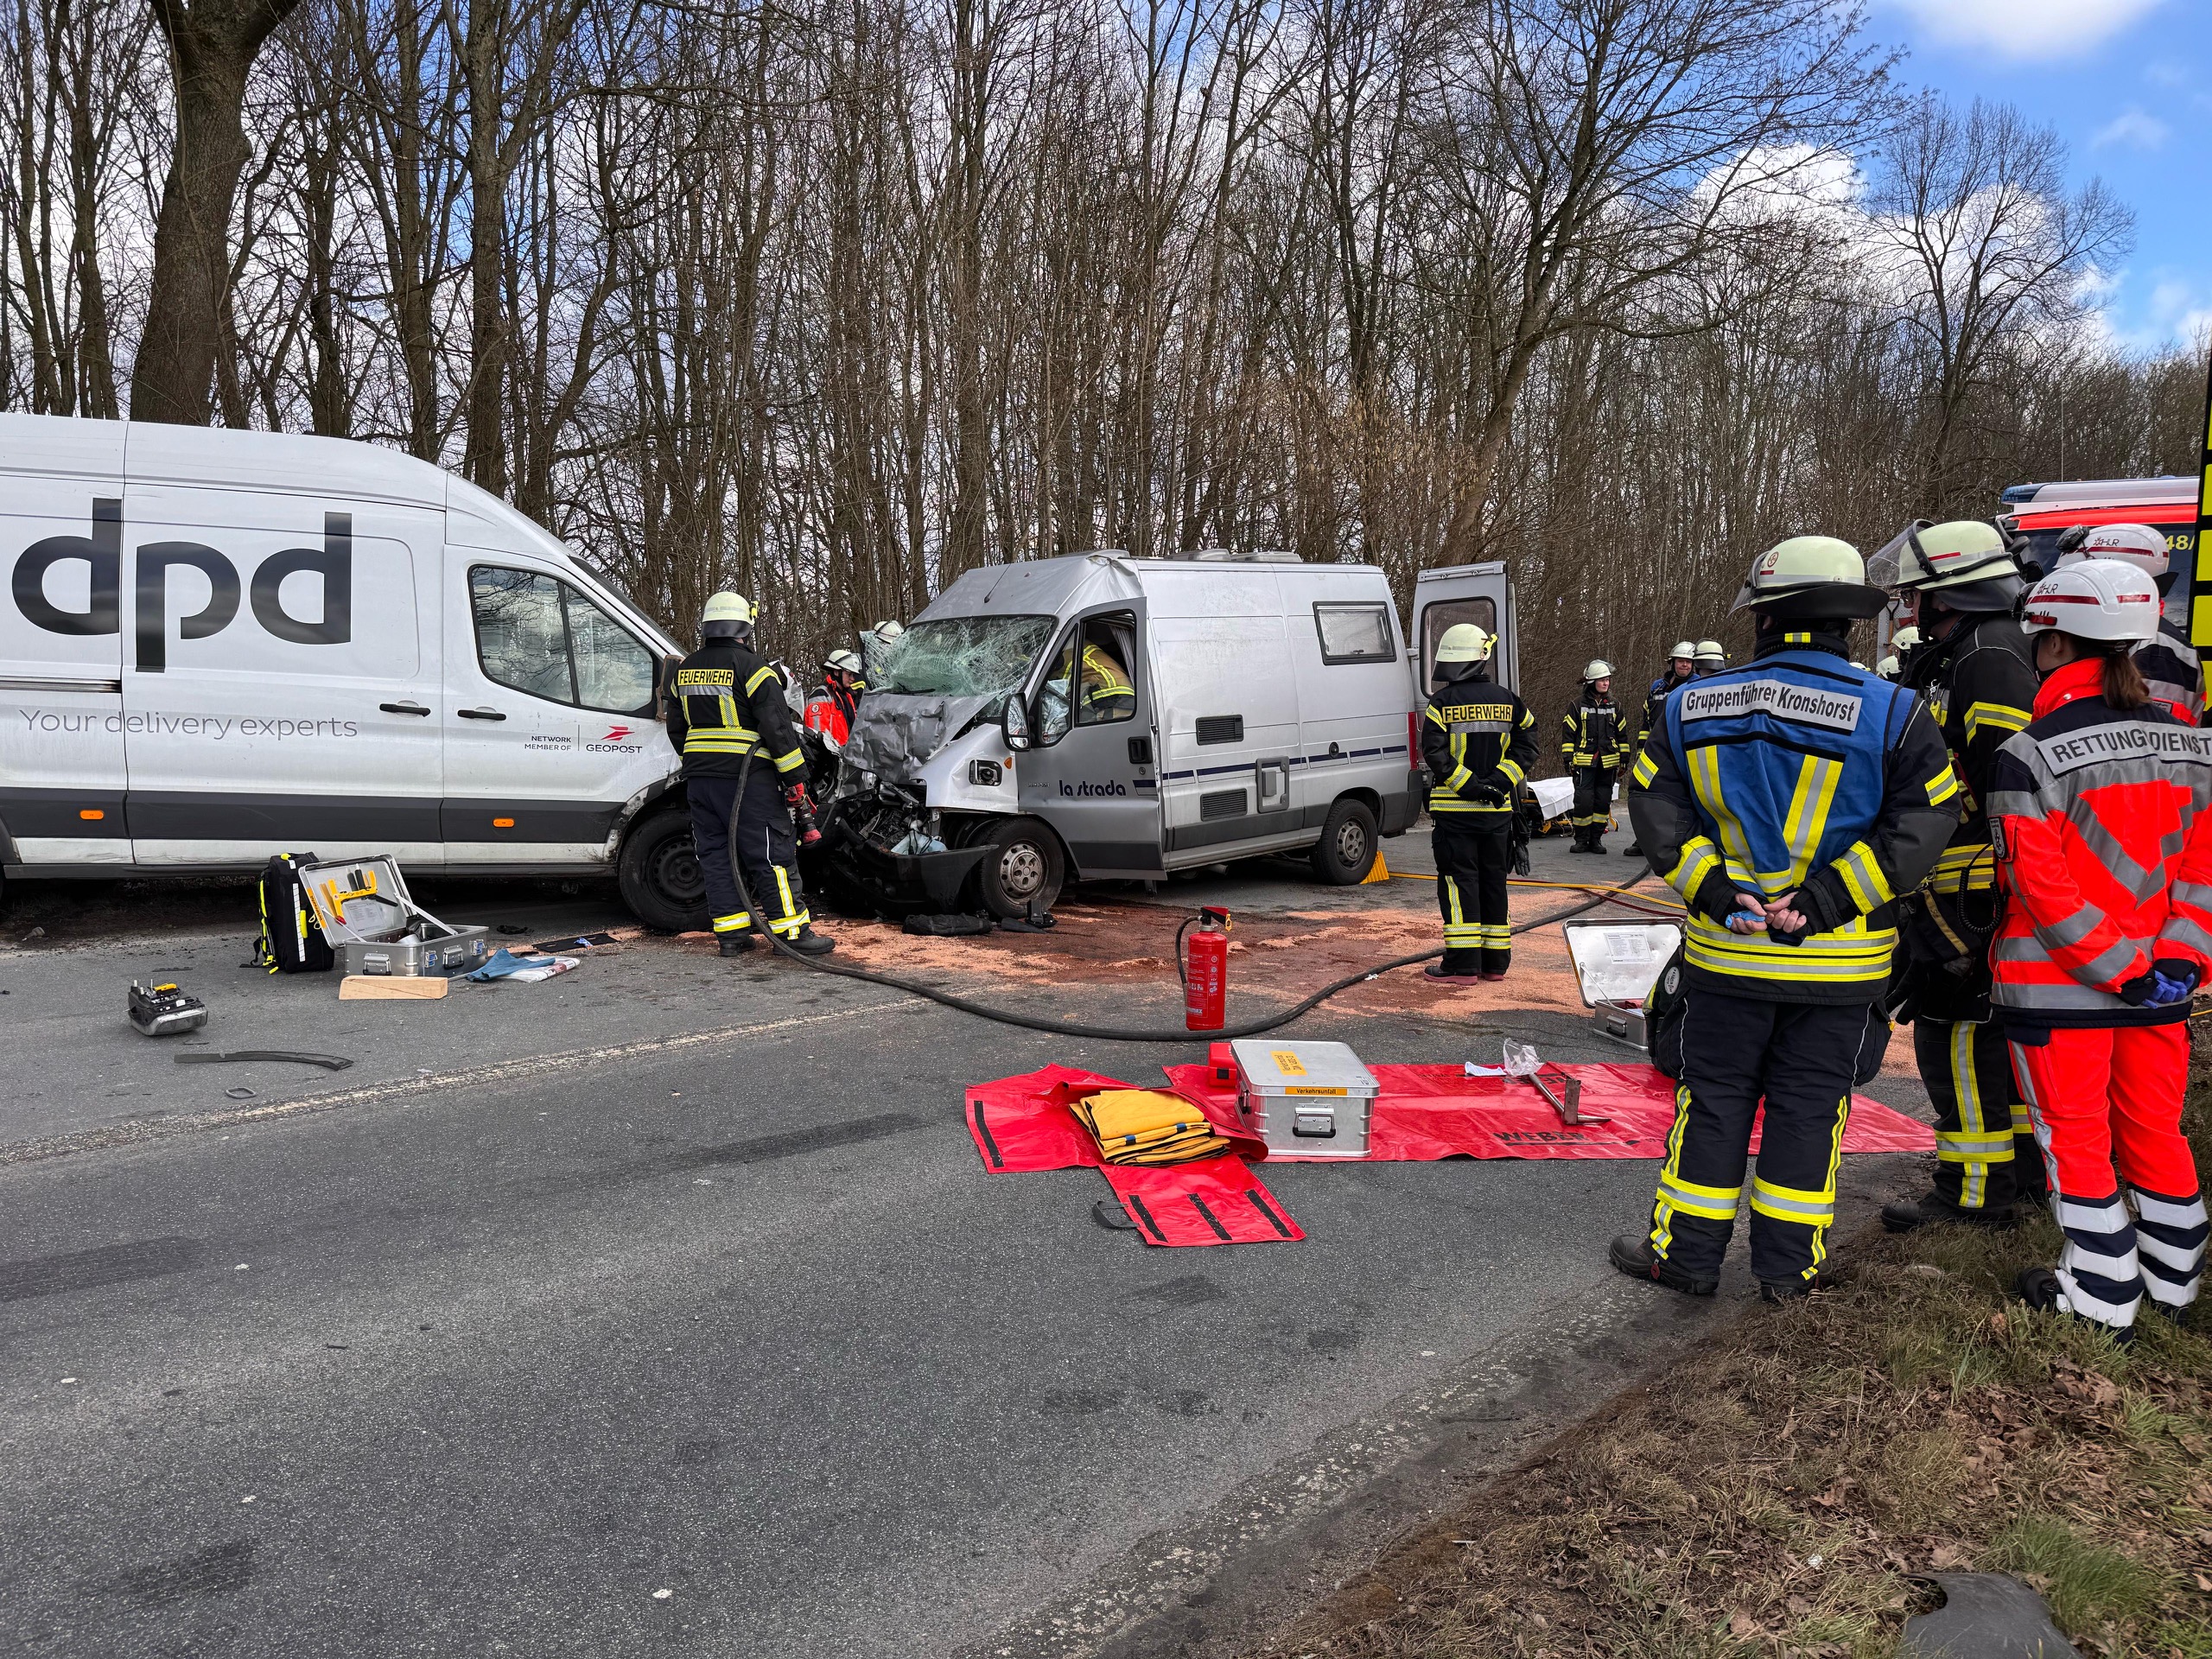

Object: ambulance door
[0,419,131,868]
[1410,563,1517,696]
[119,470,446,866]
[1016,601,1166,878]
[442,558,664,864]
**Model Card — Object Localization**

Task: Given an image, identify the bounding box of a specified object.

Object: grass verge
[1248,1065,2212,1659]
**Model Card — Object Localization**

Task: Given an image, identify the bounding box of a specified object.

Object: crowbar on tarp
[1522,1065,1609,1128]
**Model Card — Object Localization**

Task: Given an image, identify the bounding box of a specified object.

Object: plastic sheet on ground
[965,1065,1295,1248]
[1159,1059,1935,1161]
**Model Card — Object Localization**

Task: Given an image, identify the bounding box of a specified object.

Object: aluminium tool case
[298,855,493,977]
[1228,1039,1377,1159]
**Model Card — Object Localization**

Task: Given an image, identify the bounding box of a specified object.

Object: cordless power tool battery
[129,981,208,1038]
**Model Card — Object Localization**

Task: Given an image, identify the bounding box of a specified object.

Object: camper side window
[1313,601,1395,664]
[471,565,657,715]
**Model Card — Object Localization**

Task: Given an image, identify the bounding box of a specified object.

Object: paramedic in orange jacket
[1988,558,2212,1338]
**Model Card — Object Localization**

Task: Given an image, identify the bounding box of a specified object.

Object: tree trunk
[131,0,302,424]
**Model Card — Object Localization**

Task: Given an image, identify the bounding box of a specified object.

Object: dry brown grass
[1249,1070,2212,1659]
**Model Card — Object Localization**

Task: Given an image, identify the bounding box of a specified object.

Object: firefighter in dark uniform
[2055,522,2202,724]
[1613,537,1959,1300]
[1624,641,1697,859]
[1560,660,1627,853]
[1877,521,2038,1230]
[1422,622,1538,981]
[664,592,836,958]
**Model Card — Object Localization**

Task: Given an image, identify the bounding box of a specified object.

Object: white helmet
[1669,639,1696,661]
[871,619,906,644]
[2019,559,2162,645]
[2055,522,2169,582]
[1876,654,1900,679]
[1890,625,1921,652]
[1436,622,1493,664]
[823,648,863,677]
[1694,639,1726,665]
[1583,659,1613,682]
[1872,519,2024,612]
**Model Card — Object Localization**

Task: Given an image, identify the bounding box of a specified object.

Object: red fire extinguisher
[1179,906,1232,1032]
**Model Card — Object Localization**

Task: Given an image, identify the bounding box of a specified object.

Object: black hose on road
[727,746,1653,1042]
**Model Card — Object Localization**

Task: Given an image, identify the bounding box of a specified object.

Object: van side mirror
[1003,695,1031,751]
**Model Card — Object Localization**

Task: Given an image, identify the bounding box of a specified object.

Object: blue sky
[1869,0,2211,353]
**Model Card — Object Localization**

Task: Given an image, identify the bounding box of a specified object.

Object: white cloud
[1881,0,2166,60]
[2092,108,2171,149]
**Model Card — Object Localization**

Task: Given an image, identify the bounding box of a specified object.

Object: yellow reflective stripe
[1631,750,1658,787]
[1665,836,1721,903]
[713,912,750,932]
[772,748,806,773]
[1834,841,1894,913]
[1925,764,1961,805]
[683,733,757,753]
[1962,700,2030,740]
[1781,755,1843,885]
[1659,1179,1740,1221]
[745,665,780,697]
[1750,1177,1835,1224]
[1686,746,1754,885]
[1425,704,1448,728]
[1497,759,1525,788]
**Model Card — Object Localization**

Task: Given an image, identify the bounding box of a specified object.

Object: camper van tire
[1309,797,1378,886]
[616,808,711,933]
[974,818,1066,919]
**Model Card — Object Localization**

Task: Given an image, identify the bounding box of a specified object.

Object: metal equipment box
[1560,918,1681,1052]
[300,855,493,977]
[1228,1039,1378,1159]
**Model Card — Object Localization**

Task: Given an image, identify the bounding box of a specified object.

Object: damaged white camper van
[808,552,1516,918]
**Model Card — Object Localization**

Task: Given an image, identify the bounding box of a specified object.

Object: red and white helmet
[2019,558,2163,644]
[2053,521,2169,581]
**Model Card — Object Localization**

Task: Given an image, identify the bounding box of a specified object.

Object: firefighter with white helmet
[1876,624,1922,682]
[1560,658,1627,853]
[1986,558,2212,1338]
[1624,639,1699,860]
[1421,623,1538,980]
[1876,519,2042,1233]
[1613,535,1959,1300]
[1693,639,1726,676]
[2052,522,2201,723]
[804,648,866,748]
[664,593,835,957]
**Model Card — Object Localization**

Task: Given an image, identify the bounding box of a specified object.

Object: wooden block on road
[340,975,449,1001]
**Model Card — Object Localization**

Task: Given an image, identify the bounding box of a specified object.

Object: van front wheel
[618,810,710,933]
[1309,798,1377,886]
[976,819,1065,919]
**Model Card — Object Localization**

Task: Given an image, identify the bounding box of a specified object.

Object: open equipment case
[300,856,493,977]
[1560,918,1683,1049]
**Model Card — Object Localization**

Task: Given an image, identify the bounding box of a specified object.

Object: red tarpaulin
[964,1057,1934,1247]
[1161,1057,1936,1160]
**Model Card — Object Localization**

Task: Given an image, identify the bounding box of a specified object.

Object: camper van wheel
[616,809,711,933]
[976,819,1065,920]
[1309,798,1377,886]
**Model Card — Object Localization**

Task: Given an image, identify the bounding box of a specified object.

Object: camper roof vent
[1191,547,1300,563]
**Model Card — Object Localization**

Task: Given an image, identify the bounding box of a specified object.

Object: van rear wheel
[1309,798,1377,886]
[976,819,1065,919]
[618,809,709,933]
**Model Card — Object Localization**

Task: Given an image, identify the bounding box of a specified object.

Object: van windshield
[874,614,1057,697]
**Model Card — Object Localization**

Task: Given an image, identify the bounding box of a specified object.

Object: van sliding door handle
[457,707,507,721]
[378,701,431,716]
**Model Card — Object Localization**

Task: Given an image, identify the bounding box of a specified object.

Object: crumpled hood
[843,692,1001,784]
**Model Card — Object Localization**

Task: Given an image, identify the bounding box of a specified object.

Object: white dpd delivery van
[0,413,702,920]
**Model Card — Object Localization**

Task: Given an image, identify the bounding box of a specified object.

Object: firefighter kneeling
[665,593,836,958]
[1612,537,1959,1300]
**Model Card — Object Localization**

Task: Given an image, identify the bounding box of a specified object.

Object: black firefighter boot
[1881,1189,2021,1233]
[1609,1233,1718,1296]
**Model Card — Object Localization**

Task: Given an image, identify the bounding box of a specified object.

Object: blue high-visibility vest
[1655,646,1915,989]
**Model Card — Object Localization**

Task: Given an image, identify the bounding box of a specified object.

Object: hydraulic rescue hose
[723,744,1656,1042]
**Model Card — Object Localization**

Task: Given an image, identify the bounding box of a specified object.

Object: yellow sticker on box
[1284,1085,1348,1096]
[1271,1051,1306,1076]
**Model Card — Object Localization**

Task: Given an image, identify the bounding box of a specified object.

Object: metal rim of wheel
[997,840,1046,899]
[654,836,705,903]
[1334,818,1367,867]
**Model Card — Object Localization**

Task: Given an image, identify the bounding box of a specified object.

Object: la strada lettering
[10,499,353,671]
[1058,779,1129,797]
[19,708,360,741]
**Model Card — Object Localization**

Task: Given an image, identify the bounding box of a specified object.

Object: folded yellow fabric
[1072,1090,1232,1166]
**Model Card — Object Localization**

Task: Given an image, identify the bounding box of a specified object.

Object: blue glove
[2145,967,2198,1007]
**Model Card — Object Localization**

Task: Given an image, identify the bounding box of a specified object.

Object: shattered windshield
[873,614,1057,696]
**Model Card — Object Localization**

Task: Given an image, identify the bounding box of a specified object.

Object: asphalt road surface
[0,847,1928,1657]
